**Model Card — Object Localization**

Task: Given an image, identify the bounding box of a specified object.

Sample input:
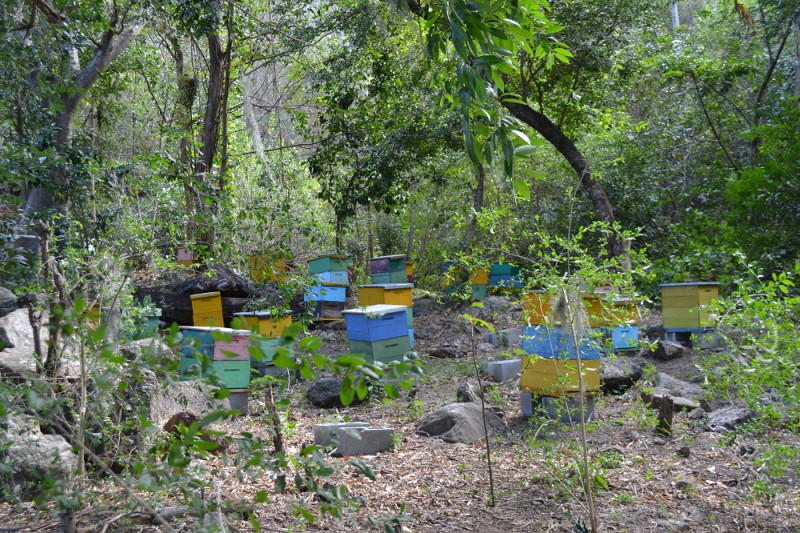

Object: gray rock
[486,328,522,347]
[0,287,16,318]
[601,356,645,393]
[417,402,504,444]
[653,372,705,400]
[306,377,366,408]
[706,407,756,432]
[0,414,77,482]
[645,340,685,361]
[411,297,437,318]
[149,378,244,427]
[118,338,176,363]
[456,381,482,403]
[0,308,49,374]
[644,321,665,340]
[478,296,510,317]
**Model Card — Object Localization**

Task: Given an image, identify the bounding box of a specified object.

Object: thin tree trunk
[462,162,485,251]
[670,2,680,29]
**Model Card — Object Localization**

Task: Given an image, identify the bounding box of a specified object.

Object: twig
[99,512,133,533]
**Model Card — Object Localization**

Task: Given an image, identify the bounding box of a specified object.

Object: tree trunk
[502,101,628,262]
[462,162,486,251]
[670,2,680,29]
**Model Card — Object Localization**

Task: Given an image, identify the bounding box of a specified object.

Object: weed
[612,493,637,504]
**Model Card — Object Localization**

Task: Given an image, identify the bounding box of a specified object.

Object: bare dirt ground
[1,293,798,532]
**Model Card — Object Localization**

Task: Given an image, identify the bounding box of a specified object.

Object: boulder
[644,340,685,361]
[306,377,366,409]
[0,308,48,374]
[0,414,77,483]
[477,296,510,317]
[149,379,242,428]
[456,381,483,403]
[706,407,756,432]
[601,356,645,394]
[644,321,665,341]
[412,297,438,318]
[118,338,176,363]
[643,372,706,412]
[417,403,504,444]
[429,347,458,359]
[0,288,16,318]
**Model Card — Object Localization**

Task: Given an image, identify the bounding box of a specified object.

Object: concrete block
[313,422,370,447]
[226,389,249,414]
[334,426,395,456]
[520,392,535,417]
[697,331,722,349]
[541,395,595,424]
[486,327,522,347]
[486,359,521,381]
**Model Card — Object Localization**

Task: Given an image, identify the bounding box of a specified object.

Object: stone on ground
[706,407,756,432]
[0,414,77,482]
[307,377,366,408]
[644,340,685,361]
[601,356,645,394]
[417,402,504,444]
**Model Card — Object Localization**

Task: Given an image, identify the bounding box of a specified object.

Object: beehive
[343,305,408,342]
[519,356,601,396]
[405,261,414,283]
[357,283,413,307]
[190,292,224,327]
[309,254,348,274]
[249,251,287,283]
[370,254,407,274]
[232,310,292,338]
[304,282,348,303]
[470,268,489,285]
[661,282,719,330]
[177,247,194,267]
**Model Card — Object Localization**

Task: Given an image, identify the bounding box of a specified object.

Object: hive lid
[359,283,413,289]
[313,282,349,288]
[233,310,292,318]
[660,281,720,287]
[178,325,250,336]
[342,304,407,316]
[371,254,407,260]
[190,291,221,299]
[311,253,348,259]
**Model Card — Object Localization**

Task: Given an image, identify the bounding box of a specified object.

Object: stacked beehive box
[177,247,193,268]
[232,309,293,376]
[520,292,602,410]
[343,305,412,365]
[405,261,414,283]
[608,298,640,350]
[660,282,718,343]
[440,261,464,292]
[178,326,251,390]
[489,262,524,290]
[249,250,287,283]
[370,254,408,284]
[470,268,489,300]
[307,254,349,321]
[357,283,414,347]
[190,291,224,327]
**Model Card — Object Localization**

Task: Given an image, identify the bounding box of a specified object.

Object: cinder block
[520,392,535,417]
[313,422,370,447]
[226,389,249,414]
[334,426,395,456]
[541,395,595,424]
[486,359,521,381]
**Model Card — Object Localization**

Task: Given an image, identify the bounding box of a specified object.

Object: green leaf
[513,178,531,200]
[340,375,355,405]
[593,474,610,490]
[255,489,269,503]
[273,351,297,369]
[384,383,399,398]
[274,475,286,493]
[356,378,368,400]
[299,356,313,380]
[346,458,377,480]
[336,354,366,369]
[515,144,538,157]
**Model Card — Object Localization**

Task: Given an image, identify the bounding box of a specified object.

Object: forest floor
[2,292,799,532]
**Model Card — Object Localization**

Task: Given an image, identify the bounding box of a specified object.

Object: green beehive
[309,254,348,274]
[348,335,412,365]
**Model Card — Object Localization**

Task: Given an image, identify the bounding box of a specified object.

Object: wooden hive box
[314,270,350,284]
[471,284,488,300]
[309,254,348,274]
[661,282,719,330]
[211,328,252,361]
[348,335,412,365]
[177,247,194,267]
[370,254,407,274]
[405,261,414,283]
[470,268,489,285]
[249,251,287,283]
[232,310,292,338]
[343,305,408,342]
[190,292,224,327]
[304,282,348,303]
[524,292,554,326]
[519,356,600,396]
[521,325,603,360]
[357,283,413,307]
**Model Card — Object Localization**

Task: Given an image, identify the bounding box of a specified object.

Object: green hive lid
[179,325,250,336]
[233,310,291,318]
[316,282,348,287]
[359,283,413,289]
[372,254,407,260]
[342,304,407,316]
[660,282,720,287]
[313,253,348,259]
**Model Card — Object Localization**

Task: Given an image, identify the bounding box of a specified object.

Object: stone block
[227,389,249,414]
[313,422,370,447]
[334,426,395,456]
[486,359,521,381]
[520,392,535,417]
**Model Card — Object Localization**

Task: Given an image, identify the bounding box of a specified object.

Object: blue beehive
[343,305,408,342]
[304,282,348,303]
[521,325,602,360]
[314,271,349,284]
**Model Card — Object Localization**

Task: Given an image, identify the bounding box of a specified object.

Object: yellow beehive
[470,268,489,285]
[87,302,103,329]
[405,261,414,282]
[524,292,554,326]
[249,252,287,283]
[441,267,462,287]
[191,292,223,327]
[357,284,413,308]
[177,247,194,268]
[610,298,639,326]
[661,282,719,329]
[519,356,601,396]
[233,311,292,338]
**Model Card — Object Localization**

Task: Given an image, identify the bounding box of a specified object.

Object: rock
[706,407,756,432]
[677,446,691,457]
[476,342,496,355]
[0,414,77,484]
[601,356,644,393]
[118,338,176,363]
[412,297,438,317]
[306,377,366,408]
[429,347,458,359]
[645,340,685,361]
[456,382,482,403]
[149,379,242,428]
[0,308,49,374]
[318,320,346,332]
[477,296,510,317]
[0,287,16,318]
[417,403,504,444]
[687,407,707,420]
[644,321,665,340]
